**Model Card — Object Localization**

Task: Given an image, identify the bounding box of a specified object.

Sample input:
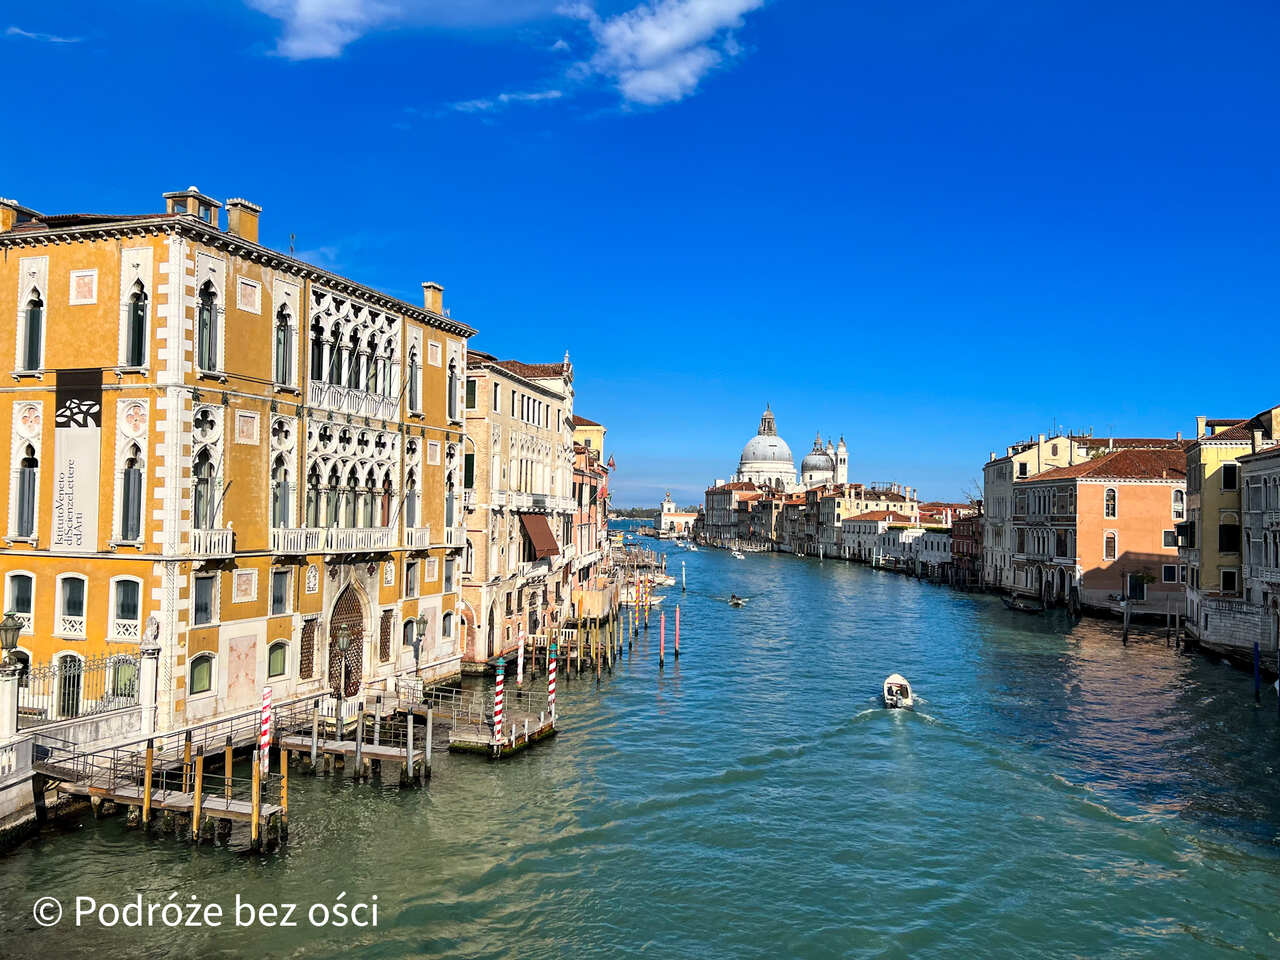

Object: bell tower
[836,435,848,484]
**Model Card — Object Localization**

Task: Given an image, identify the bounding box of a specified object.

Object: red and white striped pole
[548,641,557,721]
[659,611,665,668]
[260,686,273,778]
[516,628,525,686]
[493,657,506,745]
[675,604,680,659]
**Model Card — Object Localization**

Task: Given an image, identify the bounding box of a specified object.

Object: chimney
[226,198,261,243]
[422,282,444,315]
[1196,415,1206,439]
[1176,431,1182,442]
[989,451,996,462]
[1039,433,1045,443]
[1254,429,1264,453]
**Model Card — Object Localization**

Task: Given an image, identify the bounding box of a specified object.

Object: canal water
[3,543,1280,958]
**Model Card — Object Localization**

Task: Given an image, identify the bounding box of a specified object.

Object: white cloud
[247,0,561,59]
[565,0,764,105]
[449,89,563,113]
[6,25,81,43]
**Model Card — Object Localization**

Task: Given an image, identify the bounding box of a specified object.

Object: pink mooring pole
[675,605,680,659]
[659,611,665,668]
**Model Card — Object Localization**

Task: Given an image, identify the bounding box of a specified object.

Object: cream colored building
[460,350,576,667]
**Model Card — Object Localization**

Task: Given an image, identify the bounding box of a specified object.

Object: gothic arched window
[22,291,44,372]
[193,448,215,530]
[274,306,292,386]
[126,282,148,367]
[16,443,38,538]
[121,444,143,540]
[197,282,218,371]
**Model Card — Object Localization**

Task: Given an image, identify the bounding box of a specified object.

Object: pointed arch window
[271,455,291,528]
[407,347,420,412]
[447,359,458,421]
[380,473,393,526]
[21,291,44,372]
[16,443,37,538]
[327,323,343,385]
[366,334,379,393]
[325,465,341,526]
[306,464,322,527]
[310,317,326,381]
[347,330,362,390]
[361,468,377,527]
[121,444,143,540]
[383,343,394,397]
[344,470,359,527]
[405,470,418,528]
[197,283,218,371]
[274,306,293,385]
[193,448,215,530]
[125,283,148,367]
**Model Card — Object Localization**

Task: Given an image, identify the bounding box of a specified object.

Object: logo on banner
[52,370,103,552]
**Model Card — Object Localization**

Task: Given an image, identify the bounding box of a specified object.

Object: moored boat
[882,674,914,710]
[731,551,745,560]
[1001,595,1045,614]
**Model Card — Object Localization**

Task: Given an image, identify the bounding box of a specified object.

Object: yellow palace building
[0,187,472,729]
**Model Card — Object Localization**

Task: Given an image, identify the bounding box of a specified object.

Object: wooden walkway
[280,734,428,770]
[448,714,557,758]
[57,781,282,822]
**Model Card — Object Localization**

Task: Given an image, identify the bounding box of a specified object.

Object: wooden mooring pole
[191,748,204,843]
[224,735,233,804]
[142,738,154,829]
[280,747,289,840]
[182,730,193,793]
[310,699,320,770]
[250,753,262,851]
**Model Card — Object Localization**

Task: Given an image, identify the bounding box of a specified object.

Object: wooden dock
[448,714,557,758]
[58,781,281,823]
[280,734,429,781]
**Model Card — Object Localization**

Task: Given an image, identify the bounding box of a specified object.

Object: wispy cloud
[6,25,81,44]
[563,0,764,105]
[449,89,564,113]
[247,0,561,59]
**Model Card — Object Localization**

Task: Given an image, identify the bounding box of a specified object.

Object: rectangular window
[271,569,290,616]
[466,377,477,409]
[428,341,442,366]
[115,579,140,622]
[444,557,455,593]
[1162,530,1177,548]
[1221,463,1239,491]
[1127,573,1147,601]
[492,382,500,411]
[1222,569,1238,594]
[193,575,215,625]
[464,453,475,489]
[1163,564,1178,583]
[427,441,441,465]
[1219,522,1241,554]
[427,557,439,581]
[405,561,418,598]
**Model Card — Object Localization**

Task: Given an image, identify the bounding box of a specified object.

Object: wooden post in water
[310,699,320,770]
[1254,642,1262,704]
[250,753,262,851]
[659,611,665,668]
[142,738,154,828]
[182,730,193,792]
[280,746,289,840]
[405,709,415,784]
[682,560,686,593]
[374,695,382,746]
[675,604,680,660]
[224,735,233,804]
[191,748,204,842]
[354,702,366,779]
[425,708,433,772]
[1121,598,1130,644]
[1166,593,1172,645]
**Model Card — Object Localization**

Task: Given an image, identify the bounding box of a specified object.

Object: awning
[520,513,560,559]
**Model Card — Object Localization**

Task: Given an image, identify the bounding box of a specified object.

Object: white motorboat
[728,595,748,607]
[731,551,745,560]
[687,544,699,552]
[651,573,676,587]
[882,674,914,710]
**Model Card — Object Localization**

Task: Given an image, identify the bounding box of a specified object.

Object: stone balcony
[491,490,507,507]
[325,526,395,553]
[190,527,235,558]
[405,526,433,549]
[271,527,326,554]
[1245,564,1280,585]
[308,379,399,421]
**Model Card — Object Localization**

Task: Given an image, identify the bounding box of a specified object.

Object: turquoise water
[3,544,1280,958]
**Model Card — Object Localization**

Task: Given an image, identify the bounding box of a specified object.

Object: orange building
[1012,448,1187,613]
[0,188,471,728]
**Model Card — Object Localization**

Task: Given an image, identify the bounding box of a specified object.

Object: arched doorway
[328,585,365,698]
[487,606,496,659]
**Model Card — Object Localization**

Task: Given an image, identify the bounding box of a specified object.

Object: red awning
[520,513,560,559]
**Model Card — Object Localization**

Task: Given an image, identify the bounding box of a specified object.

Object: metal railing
[19,652,141,728]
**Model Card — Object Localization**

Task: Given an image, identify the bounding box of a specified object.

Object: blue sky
[5,1,1279,507]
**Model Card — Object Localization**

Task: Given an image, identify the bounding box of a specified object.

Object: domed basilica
[731,405,847,492]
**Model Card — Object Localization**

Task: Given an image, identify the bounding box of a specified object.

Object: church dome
[740,433,794,465]
[801,433,835,475]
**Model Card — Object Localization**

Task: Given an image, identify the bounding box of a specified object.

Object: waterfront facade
[1241,441,1280,654]
[1180,408,1280,657]
[0,188,471,727]
[1012,448,1187,613]
[657,491,697,535]
[460,350,576,666]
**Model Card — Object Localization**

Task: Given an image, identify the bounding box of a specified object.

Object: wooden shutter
[379,610,393,662]
[299,619,315,679]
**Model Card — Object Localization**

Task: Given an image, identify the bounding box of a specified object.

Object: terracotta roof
[9,212,178,232]
[572,414,601,427]
[1202,407,1278,444]
[847,510,915,523]
[1025,448,1187,482]
[707,481,758,493]
[1078,437,1188,451]
[491,359,568,380]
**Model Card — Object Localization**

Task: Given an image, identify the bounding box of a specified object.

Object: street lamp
[334,623,351,733]
[0,613,21,662]
[413,613,429,675]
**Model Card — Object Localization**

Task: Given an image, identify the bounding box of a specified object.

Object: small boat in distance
[882,674,914,710]
[731,551,745,560]
[1001,595,1045,614]
[729,594,748,607]
[687,543,699,552]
